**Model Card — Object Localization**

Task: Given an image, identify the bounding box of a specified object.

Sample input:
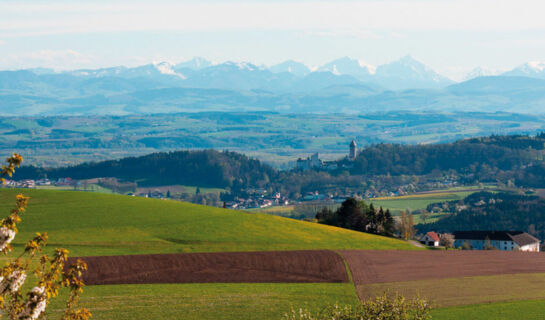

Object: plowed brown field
[341,250,545,285]
[71,250,349,285]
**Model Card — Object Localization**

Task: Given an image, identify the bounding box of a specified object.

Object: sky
[1,0,545,80]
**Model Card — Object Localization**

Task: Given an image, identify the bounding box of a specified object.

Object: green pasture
[179,185,225,195]
[431,299,545,320]
[369,191,475,215]
[0,188,417,257]
[45,283,359,320]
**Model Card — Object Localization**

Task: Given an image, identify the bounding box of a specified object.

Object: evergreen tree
[383,209,395,236]
[166,190,171,198]
[366,204,378,234]
[376,207,385,234]
[337,198,362,230]
[315,207,336,225]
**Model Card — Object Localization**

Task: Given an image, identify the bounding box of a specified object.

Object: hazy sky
[2,0,545,80]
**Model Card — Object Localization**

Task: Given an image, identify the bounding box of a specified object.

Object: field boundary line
[334,250,361,302]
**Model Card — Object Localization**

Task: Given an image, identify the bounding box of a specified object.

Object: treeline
[14,150,276,188]
[315,198,395,236]
[350,134,545,176]
[13,134,545,197]
[418,191,545,240]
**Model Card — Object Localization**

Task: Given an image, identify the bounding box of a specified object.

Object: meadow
[0,188,417,257]
[369,189,481,214]
[44,283,360,320]
[431,300,545,320]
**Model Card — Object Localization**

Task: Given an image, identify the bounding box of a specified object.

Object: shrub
[283,293,431,320]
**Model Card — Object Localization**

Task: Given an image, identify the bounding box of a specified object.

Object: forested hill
[350,134,545,176]
[417,192,545,240]
[15,150,276,188]
[13,134,545,193]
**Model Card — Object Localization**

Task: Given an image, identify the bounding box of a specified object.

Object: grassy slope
[0,189,417,257]
[46,283,359,320]
[431,300,545,320]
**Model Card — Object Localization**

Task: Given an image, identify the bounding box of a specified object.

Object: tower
[349,140,357,160]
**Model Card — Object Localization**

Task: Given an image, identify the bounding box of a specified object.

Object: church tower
[349,140,357,160]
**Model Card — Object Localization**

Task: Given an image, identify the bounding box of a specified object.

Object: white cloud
[1,0,545,38]
[0,49,94,70]
[304,29,381,40]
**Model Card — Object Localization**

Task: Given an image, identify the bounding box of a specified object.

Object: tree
[337,198,364,231]
[365,204,378,234]
[420,209,430,224]
[0,154,91,320]
[315,207,336,225]
[196,187,201,195]
[398,210,416,240]
[315,198,397,238]
[439,233,455,250]
[382,209,395,236]
[166,190,171,198]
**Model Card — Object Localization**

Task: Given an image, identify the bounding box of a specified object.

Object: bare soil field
[71,250,349,285]
[341,250,545,285]
[359,273,545,307]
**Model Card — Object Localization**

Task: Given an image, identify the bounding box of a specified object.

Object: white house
[453,231,540,252]
[419,231,440,247]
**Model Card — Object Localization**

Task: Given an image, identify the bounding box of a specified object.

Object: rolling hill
[2,188,544,320]
[0,188,416,257]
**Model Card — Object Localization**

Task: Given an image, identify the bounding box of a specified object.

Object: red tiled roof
[426,231,440,242]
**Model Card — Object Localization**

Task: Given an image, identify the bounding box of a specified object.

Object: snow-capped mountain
[317,57,375,81]
[174,57,213,71]
[180,61,297,91]
[503,61,545,79]
[463,67,504,81]
[270,60,311,77]
[374,55,454,90]
[67,62,186,80]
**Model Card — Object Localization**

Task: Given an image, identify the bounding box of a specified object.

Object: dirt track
[70,250,349,285]
[341,250,545,285]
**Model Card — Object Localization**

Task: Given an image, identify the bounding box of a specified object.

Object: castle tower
[349,140,357,160]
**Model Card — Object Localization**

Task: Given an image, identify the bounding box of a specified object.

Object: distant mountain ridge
[2,56,545,115]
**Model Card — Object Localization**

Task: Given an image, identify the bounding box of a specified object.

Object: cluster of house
[132,191,167,199]
[224,192,289,210]
[2,178,73,188]
[420,230,540,252]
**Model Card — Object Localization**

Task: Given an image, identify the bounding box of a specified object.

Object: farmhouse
[453,231,540,252]
[419,231,440,247]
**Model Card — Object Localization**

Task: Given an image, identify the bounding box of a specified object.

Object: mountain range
[1,56,545,115]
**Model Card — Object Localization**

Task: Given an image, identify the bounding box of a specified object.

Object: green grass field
[44,283,359,320]
[369,191,475,215]
[0,188,417,257]
[431,300,545,320]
